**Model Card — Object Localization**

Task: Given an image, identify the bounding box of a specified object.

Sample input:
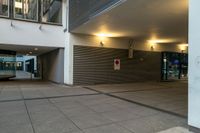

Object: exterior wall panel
[189,0,200,129]
[0,17,65,48]
[38,48,64,84]
[74,45,161,85]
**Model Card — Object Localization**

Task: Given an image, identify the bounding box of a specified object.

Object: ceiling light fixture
[147,39,175,44]
[100,41,104,47]
[96,33,114,37]
[178,44,188,53]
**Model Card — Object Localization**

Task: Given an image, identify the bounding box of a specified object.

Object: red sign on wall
[114,59,120,70]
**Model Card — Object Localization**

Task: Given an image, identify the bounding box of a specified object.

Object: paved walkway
[0,81,96,101]
[0,81,189,133]
[158,127,193,133]
[87,81,188,117]
[11,71,36,80]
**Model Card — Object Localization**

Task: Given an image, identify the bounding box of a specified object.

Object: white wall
[70,33,130,49]
[38,49,64,84]
[0,0,68,48]
[0,18,65,47]
[188,0,200,129]
[69,33,187,53]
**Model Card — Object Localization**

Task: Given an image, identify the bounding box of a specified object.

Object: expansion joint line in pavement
[106,87,181,94]
[0,93,101,103]
[23,100,36,133]
[19,87,36,133]
[83,87,187,119]
[47,99,83,132]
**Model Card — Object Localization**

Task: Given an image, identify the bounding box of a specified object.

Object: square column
[189,0,200,130]
[64,33,74,85]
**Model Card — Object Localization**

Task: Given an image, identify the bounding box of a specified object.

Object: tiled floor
[158,127,193,133]
[87,81,188,116]
[0,81,97,101]
[0,81,188,133]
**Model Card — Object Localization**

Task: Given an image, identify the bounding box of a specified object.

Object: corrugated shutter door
[73,45,161,85]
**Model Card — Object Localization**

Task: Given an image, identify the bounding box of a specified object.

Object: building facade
[0,0,199,131]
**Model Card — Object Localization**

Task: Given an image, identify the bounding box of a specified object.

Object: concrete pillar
[64,33,74,85]
[64,0,74,85]
[188,0,200,130]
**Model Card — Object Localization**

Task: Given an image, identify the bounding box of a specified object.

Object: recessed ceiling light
[147,39,176,44]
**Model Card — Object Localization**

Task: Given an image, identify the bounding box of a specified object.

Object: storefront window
[0,0,9,17]
[42,0,62,24]
[14,0,38,21]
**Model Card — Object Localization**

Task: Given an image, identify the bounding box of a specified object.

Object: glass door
[161,52,188,81]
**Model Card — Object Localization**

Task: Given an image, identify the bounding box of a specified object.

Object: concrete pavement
[0,81,188,133]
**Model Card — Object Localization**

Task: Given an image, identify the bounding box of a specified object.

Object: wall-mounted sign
[114,59,120,70]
